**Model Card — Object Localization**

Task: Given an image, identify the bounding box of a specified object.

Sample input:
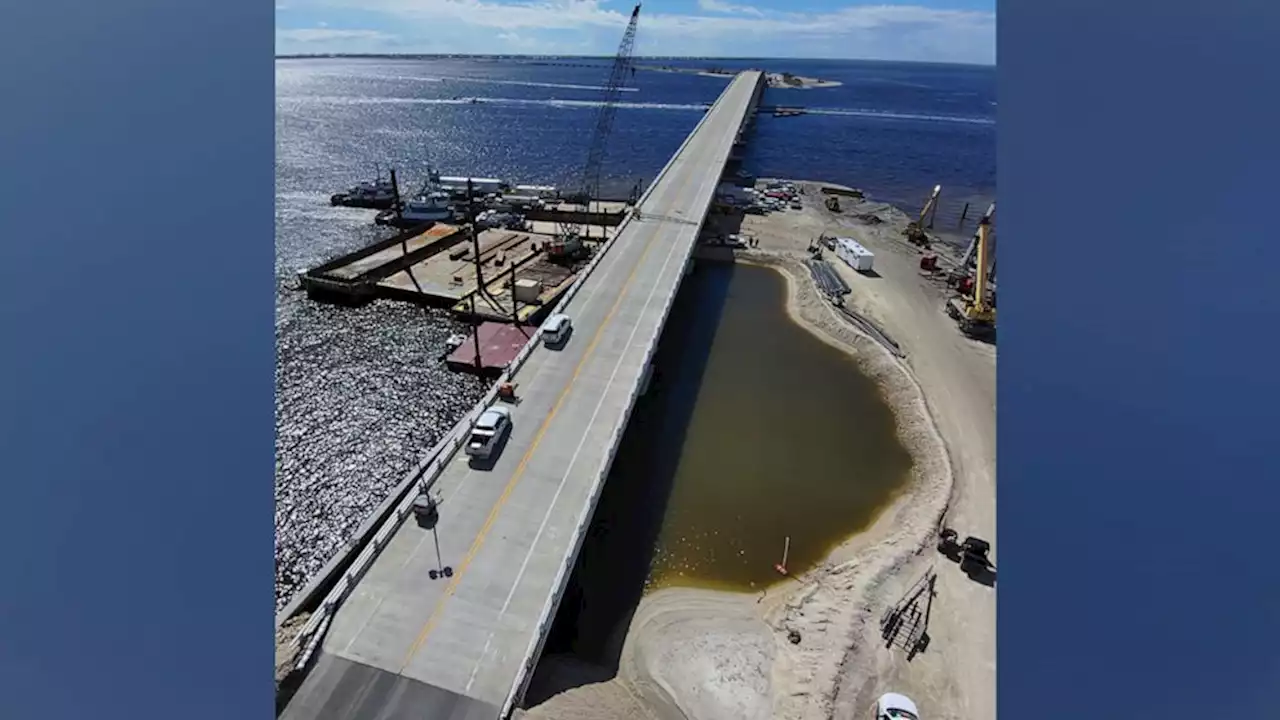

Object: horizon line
[273,53,994,68]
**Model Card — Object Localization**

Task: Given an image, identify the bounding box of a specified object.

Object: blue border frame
[1000,0,1279,716]
[1,1,274,717]
[2,0,1277,717]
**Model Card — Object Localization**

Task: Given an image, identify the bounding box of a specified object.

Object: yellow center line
[398,157,701,673]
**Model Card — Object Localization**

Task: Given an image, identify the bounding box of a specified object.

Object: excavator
[902,184,941,248]
[946,214,996,338]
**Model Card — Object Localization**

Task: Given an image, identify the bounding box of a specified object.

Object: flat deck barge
[444,322,536,377]
[300,208,625,322]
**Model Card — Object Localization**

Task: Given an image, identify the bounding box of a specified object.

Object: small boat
[330,170,399,210]
[375,190,454,227]
[375,167,456,228]
[772,107,806,117]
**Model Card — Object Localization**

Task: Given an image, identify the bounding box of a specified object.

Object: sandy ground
[275,613,309,685]
[520,181,995,720]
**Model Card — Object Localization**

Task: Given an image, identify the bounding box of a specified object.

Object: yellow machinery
[946,215,996,337]
[903,184,941,247]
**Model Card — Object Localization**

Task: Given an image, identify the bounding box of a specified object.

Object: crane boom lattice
[556,4,641,248]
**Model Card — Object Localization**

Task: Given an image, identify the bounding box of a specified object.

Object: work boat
[375,167,456,227]
[402,190,454,222]
[330,175,398,209]
[376,190,453,227]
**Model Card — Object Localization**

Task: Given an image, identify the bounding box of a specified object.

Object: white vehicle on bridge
[465,406,512,461]
[872,692,920,720]
[541,313,573,347]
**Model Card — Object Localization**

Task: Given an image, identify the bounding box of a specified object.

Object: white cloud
[277,28,396,43]
[276,0,995,64]
[697,0,764,17]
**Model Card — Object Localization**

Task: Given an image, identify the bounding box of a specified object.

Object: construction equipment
[545,234,586,262]
[880,569,936,659]
[902,184,941,247]
[555,4,641,250]
[824,195,841,213]
[946,215,996,337]
[938,529,994,580]
[949,201,996,285]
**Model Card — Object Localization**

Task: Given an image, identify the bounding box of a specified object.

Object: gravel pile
[274,295,487,611]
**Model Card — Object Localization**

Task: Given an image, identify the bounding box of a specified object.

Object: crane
[549,3,641,261]
[946,214,996,337]
[957,202,995,273]
[903,184,941,247]
[948,201,996,288]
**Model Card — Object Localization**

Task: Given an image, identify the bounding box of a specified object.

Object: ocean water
[274,57,995,609]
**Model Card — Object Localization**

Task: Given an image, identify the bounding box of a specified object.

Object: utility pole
[470,294,482,374]
[508,263,519,326]
[467,178,485,375]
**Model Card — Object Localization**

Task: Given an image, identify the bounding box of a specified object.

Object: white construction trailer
[835,237,875,272]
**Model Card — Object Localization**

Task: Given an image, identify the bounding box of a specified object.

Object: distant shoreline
[616,64,845,89]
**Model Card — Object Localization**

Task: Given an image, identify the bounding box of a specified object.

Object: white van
[542,313,573,347]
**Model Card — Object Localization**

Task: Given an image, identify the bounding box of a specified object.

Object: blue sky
[275,0,995,64]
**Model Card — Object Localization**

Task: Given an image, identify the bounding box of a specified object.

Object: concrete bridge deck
[282,70,763,720]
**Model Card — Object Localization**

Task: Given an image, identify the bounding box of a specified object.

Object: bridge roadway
[282,70,763,720]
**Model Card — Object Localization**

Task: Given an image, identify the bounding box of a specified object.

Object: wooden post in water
[958,201,970,229]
